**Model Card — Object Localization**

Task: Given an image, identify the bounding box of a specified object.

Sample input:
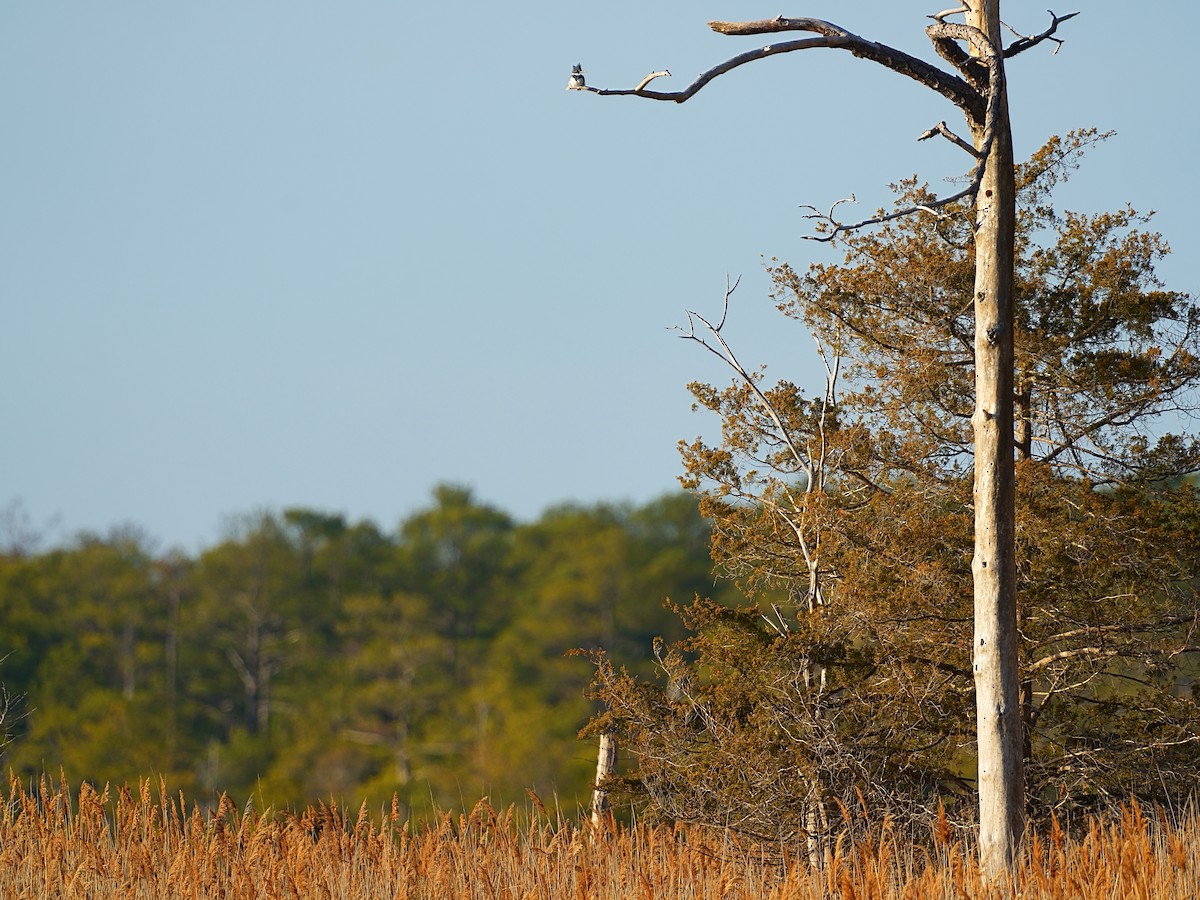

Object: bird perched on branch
[566,64,586,90]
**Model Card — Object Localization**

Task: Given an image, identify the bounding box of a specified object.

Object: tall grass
[2,775,1198,898]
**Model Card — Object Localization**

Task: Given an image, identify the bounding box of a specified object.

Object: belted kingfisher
[567,64,586,90]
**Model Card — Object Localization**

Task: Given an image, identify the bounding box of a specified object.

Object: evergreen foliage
[0,489,737,815]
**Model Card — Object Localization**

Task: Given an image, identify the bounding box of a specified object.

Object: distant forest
[0,487,739,816]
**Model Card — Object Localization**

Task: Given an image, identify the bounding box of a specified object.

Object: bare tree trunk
[590,731,618,830]
[804,780,829,870]
[967,1,1024,879]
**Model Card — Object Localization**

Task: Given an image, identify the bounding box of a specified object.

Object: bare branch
[634,70,671,92]
[762,603,793,637]
[794,22,1003,242]
[929,7,970,25]
[715,273,738,331]
[1004,10,1080,58]
[589,38,825,100]
[1028,615,1197,653]
[918,120,981,158]
[585,18,984,121]
[675,278,812,481]
[575,15,1038,244]
[707,16,848,37]
[577,10,1073,246]
[799,195,856,223]
[926,20,988,92]
[1027,647,1121,674]
[799,183,978,243]
[925,20,999,103]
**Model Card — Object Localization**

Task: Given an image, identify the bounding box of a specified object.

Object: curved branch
[588,17,984,121]
[634,70,672,92]
[590,37,826,100]
[580,11,1048,245]
[927,27,988,93]
[925,21,1001,130]
[929,7,969,25]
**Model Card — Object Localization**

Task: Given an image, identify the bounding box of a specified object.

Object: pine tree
[585,132,1200,849]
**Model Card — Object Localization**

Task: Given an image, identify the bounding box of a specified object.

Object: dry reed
[1,774,1197,898]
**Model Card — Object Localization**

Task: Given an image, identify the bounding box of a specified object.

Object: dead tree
[589,730,618,832]
[571,2,1078,881]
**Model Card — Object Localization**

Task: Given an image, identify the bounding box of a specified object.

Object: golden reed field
[3,776,1199,899]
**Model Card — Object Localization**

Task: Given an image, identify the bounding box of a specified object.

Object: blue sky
[2,2,1197,551]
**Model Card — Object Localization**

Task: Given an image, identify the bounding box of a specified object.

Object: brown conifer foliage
[585,132,1200,845]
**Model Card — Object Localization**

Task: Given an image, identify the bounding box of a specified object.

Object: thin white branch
[1027,647,1120,674]
[634,70,671,92]
[929,7,970,25]
[679,303,813,483]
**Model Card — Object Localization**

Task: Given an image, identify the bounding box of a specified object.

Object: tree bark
[966,0,1024,879]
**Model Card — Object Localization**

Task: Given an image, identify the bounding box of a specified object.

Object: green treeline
[0,487,738,816]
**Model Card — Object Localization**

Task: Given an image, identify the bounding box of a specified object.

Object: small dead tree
[589,730,618,831]
[678,277,842,868]
[572,2,1079,881]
